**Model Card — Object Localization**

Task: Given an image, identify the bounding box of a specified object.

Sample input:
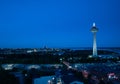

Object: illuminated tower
[91,23,98,57]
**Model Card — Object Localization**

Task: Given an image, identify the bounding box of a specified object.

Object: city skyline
[0,0,120,48]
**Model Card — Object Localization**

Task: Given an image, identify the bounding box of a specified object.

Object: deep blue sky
[0,0,120,48]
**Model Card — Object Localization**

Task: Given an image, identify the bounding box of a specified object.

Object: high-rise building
[91,23,98,57]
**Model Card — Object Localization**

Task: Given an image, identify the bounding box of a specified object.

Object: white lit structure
[2,64,14,70]
[91,23,98,57]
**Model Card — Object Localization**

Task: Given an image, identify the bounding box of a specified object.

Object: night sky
[0,0,120,48]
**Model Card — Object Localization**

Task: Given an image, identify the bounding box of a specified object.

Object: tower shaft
[93,32,97,56]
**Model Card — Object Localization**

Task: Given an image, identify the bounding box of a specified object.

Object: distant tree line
[0,50,119,64]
